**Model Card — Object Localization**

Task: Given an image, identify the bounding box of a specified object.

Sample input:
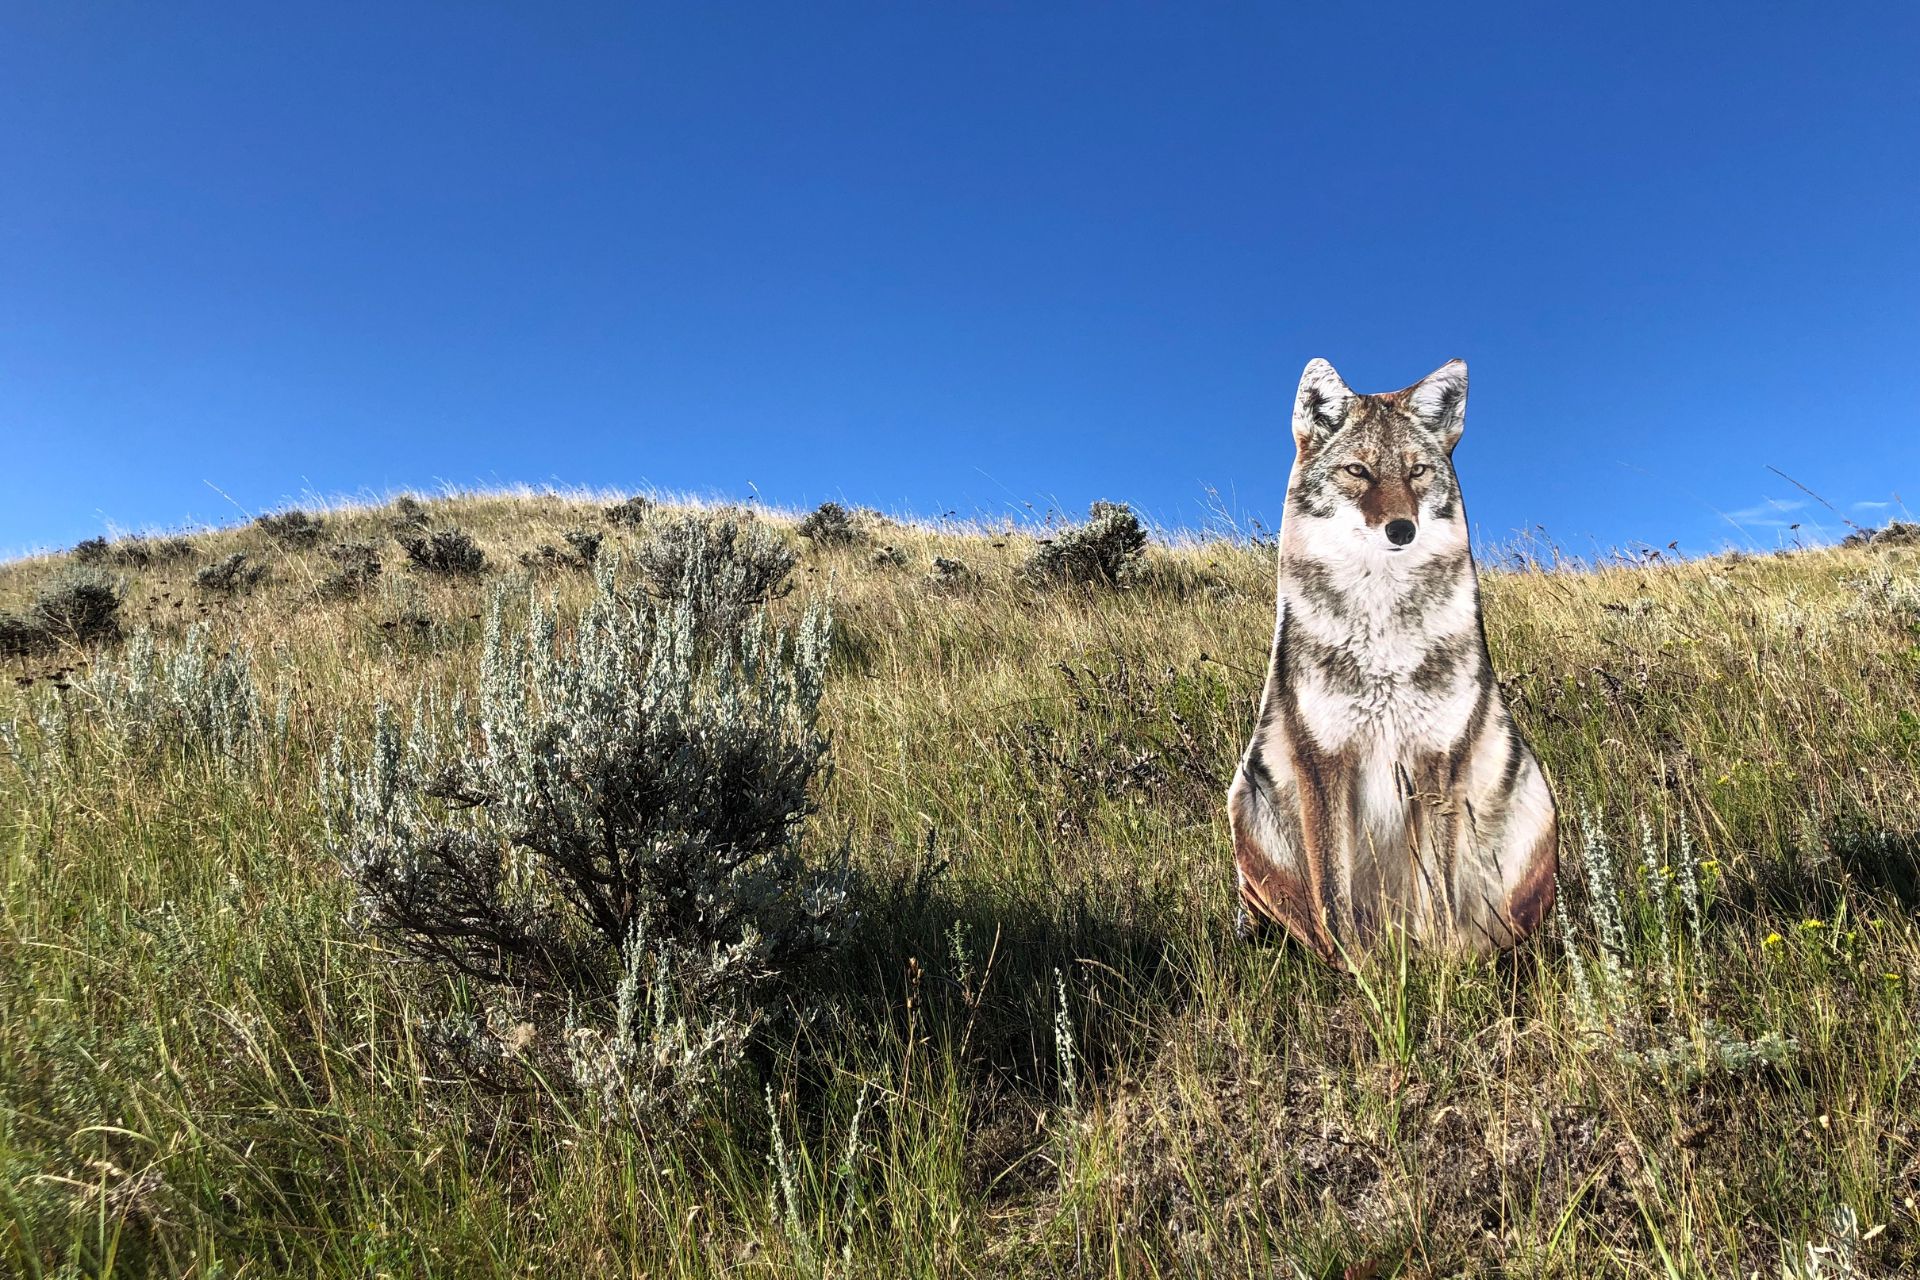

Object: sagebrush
[1020,500,1149,588]
[328,545,842,1125]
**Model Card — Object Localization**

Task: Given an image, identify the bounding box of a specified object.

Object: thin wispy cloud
[1721,497,1806,529]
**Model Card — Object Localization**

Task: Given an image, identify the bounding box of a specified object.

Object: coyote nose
[1385,519,1417,546]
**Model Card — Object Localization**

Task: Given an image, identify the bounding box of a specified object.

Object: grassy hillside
[3,492,1917,1278]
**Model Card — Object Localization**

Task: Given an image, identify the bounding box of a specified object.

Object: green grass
[3,491,1917,1277]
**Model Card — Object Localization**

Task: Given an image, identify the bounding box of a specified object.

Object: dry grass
[3,490,1918,1277]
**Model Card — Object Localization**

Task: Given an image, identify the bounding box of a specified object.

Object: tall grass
[2,491,1917,1276]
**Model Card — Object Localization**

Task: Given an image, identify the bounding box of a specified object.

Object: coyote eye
[1409,463,1430,479]
[1342,464,1372,481]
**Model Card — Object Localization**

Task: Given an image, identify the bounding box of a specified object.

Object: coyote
[1227,358,1557,960]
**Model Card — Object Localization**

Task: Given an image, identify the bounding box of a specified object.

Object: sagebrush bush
[327,556,843,1124]
[318,541,383,599]
[564,528,603,565]
[633,511,794,640]
[0,566,125,656]
[255,508,326,546]
[603,495,655,527]
[1840,519,1920,550]
[0,614,41,659]
[926,555,977,593]
[74,626,267,764]
[1020,501,1149,589]
[518,529,602,573]
[871,544,909,570]
[799,501,866,547]
[131,534,195,566]
[388,494,431,531]
[397,527,488,576]
[34,567,125,645]
[195,552,270,596]
[72,533,196,568]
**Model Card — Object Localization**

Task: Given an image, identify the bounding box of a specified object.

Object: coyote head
[1284,358,1470,563]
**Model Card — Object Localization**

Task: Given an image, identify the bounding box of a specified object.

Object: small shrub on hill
[388,495,431,531]
[318,541,383,600]
[518,529,602,573]
[1557,809,1796,1082]
[255,508,326,546]
[398,528,488,577]
[798,501,867,547]
[36,567,126,644]
[76,625,265,764]
[1020,501,1149,590]
[0,614,42,658]
[603,495,655,527]
[129,535,196,566]
[73,534,195,568]
[633,511,794,640]
[327,558,843,1125]
[1842,520,1920,550]
[2,567,127,656]
[564,528,603,565]
[926,556,978,593]
[196,553,270,597]
[871,544,909,570]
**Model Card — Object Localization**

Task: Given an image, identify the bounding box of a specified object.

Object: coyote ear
[1292,358,1353,452]
[1408,359,1468,450]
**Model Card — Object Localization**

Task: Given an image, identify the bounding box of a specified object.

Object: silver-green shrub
[1020,501,1149,589]
[798,501,866,547]
[926,555,978,593]
[74,625,264,764]
[397,527,488,576]
[1558,805,1795,1082]
[603,494,655,527]
[196,552,270,596]
[74,533,195,568]
[1,567,126,655]
[327,551,843,1123]
[516,529,601,573]
[632,510,795,642]
[318,540,383,599]
[254,508,326,546]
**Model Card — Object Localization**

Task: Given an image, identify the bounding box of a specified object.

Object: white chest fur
[1280,556,1482,759]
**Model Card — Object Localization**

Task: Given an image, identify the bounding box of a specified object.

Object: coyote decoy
[1227,358,1557,960]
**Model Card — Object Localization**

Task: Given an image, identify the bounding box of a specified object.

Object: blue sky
[3,3,1916,559]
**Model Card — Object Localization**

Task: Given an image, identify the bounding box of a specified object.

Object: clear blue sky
[3,4,1916,559]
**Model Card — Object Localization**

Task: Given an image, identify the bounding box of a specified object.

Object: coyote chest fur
[1227,358,1557,959]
